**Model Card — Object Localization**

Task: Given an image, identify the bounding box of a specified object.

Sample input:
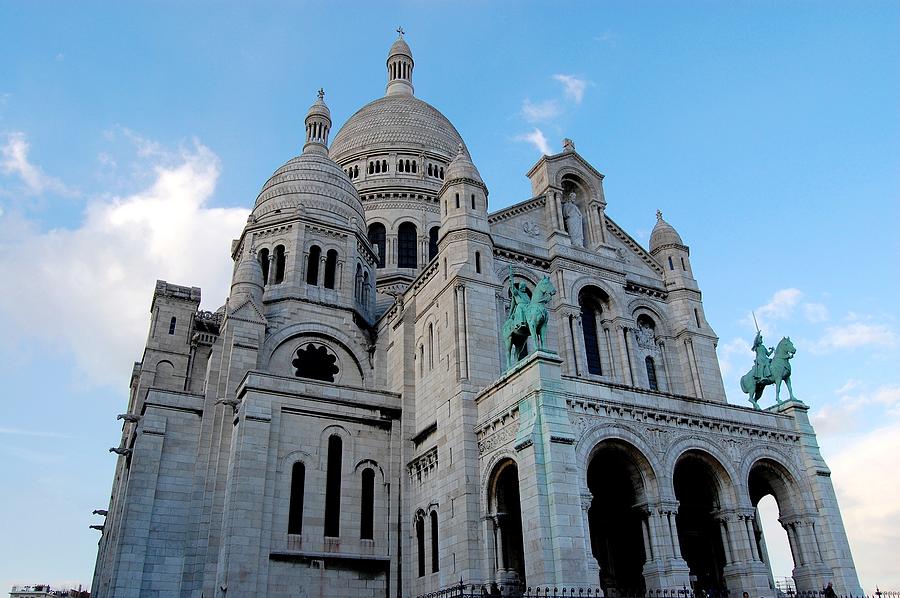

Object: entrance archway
[587,440,651,594]
[488,459,526,587]
[749,459,805,583]
[674,452,728,593]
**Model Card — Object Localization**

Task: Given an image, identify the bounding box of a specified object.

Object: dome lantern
[386,27,414,97]
[303,88,332,155]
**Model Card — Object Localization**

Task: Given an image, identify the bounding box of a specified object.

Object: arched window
[381,159,387,172]
[428,323,434,370]
[668,256,674,271]
[362,271,370,305]
[168,316,177,335]
[646,356,659,391]
[375,160,380,173]
[475,251,481,274]
[428,164,433,176]
[398,222,417,268]
[324,435,342,537]
[579,289,609,376]
[419,345,424,377]
[306,246,320,285]
[324,249,338,289]
[368,223,386,268]
[405,159,411,172]
[258,248,270,284]
[681,257,686,270]
[360,468,375,540]
[428,226,439,261]
[412,160,417,173]
[355,264,362,300]
[368,162,374,174]
[274,245,285,284]
[430,511,439,573]
[288,462,305,534]
[439,167,444,179]
[416,514,426,577]
[353,165,358,178]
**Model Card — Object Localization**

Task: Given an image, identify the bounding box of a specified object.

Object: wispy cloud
[0,427,75,439]
[812,322,898,353]
[520,99,561,123]
[594,30,617,47]
[514,128,551,155]
[553,74,589,104]
[1,132,77,197]
[802,302,829,323]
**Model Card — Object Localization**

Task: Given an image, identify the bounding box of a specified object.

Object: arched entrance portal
[674,452,727,594]
[488,459,526,587]
[587,441,650,594]
[748,459,804,584]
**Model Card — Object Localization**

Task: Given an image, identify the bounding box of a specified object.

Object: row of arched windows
[287,435,377,540]
[306,246,338,289]
[415,510,440,576]
[397,159,418,173]
[344,165,360,179]
[354,264,370,305]
[368,159,389,174]
[258,246,286,285]
[390,59,412,81]
[366,223,440,269]
[427,163,445,179]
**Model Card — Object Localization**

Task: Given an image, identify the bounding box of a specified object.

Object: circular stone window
[292,343,340,382]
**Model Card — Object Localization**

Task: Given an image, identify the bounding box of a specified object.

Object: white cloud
[0,138,247,387]
[813,322,897,353]
[802,302,829,323]
[1,132,77,197]
[829,417,900,589]
[717,337,749,380]
[520,99,561,123]
[514,128,551,155]
[553,74,589,103]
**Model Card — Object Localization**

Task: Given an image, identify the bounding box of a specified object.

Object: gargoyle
[90,525,104,531]
[215,397,241,414]
[109,447,132,457]
[93,509,108,516]
[117,413,141,423]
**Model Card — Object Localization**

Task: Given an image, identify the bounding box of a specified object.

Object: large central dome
[330,94,467,163]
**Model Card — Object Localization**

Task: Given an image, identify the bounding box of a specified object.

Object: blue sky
[1,1,898,592]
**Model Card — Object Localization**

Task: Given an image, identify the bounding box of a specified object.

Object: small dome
[445,144,482,183]
[649,210,685,252]
[232,246,264,290]
[388,36,412,61]
[306,89,331,120]
[253,153,365,229]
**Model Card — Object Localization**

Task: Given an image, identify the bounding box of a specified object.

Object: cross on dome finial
[317,88,325,101]
[656,210,663,221]
[397,25,405,37]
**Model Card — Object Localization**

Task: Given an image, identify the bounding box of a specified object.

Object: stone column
[602,325,618,380]
[587,200,603,247]
[659,341,672,392]
[569,311,587,376]
[581,493,601,581]
[454,284,469,380]
[621,326,636,386]
[267,254,276,285]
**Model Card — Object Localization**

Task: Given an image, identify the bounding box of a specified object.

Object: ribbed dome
[649,211,685,252]
[388,37,412,60]
[253,153,366,228]
[330,95,468,162]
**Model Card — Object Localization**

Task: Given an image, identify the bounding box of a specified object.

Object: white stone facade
[91,35,862,598]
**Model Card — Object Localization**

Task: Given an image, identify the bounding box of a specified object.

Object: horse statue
[740,336,797,410]
[501,270,557,370]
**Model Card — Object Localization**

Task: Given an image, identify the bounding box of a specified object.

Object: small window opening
[430,511,439,573]
[646,356,659,391]
[475,251,481,274]
[695,308,702,328]
[324,435,342,537]
[668,256,674,270]
[439,167,444,179]
[361,468,374,540]
[428,164,433,176]
[429,226,439,261]
[681,256,686,270]
[398,222,418,268]
[412,160,417,173]
[307,246,321,285]
[368,223,386,269]
[168,316,177,335]
[455,193,459,209]
[292,344,339,382]
[324,249,338,289]
[382,159,387,172]
[416,515,426,577]
[471,194,476,210]
[274,245,286,284]
[258,248,270,284]
[288,462,305,534]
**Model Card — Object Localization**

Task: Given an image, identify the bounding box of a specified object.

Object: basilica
[91,34,862,598]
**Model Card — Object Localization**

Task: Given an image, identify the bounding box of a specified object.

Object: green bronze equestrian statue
[501,265,557,370]
[741,332,797,410]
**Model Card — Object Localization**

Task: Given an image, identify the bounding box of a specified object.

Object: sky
[0,1,898,593]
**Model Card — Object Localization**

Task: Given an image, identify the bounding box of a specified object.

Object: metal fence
[417,583,900,598]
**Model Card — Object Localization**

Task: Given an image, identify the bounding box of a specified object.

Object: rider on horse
[752,331,774,383]
[507,266,529,329]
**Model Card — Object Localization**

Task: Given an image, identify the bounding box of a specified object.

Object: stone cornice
[605,216,663,275]
[487,196,546,224]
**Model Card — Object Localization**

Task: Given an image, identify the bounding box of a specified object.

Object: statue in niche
[635,320,657,351]
[562,192,585,247]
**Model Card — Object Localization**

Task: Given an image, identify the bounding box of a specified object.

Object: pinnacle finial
[656,209,663,221]
[396,25,405,37]
[317,88,325,101]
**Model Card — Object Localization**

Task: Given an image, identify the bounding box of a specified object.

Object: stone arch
[576,422,663,498]
[479,449,518,511]
[353,458,385,483]
[628,299,672,338]
[318,424,353,469]
[262,323,367,385]
[664,438,740,506]
[571,276,623,319]
[555,166,602,202]
[484,456,527,587]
